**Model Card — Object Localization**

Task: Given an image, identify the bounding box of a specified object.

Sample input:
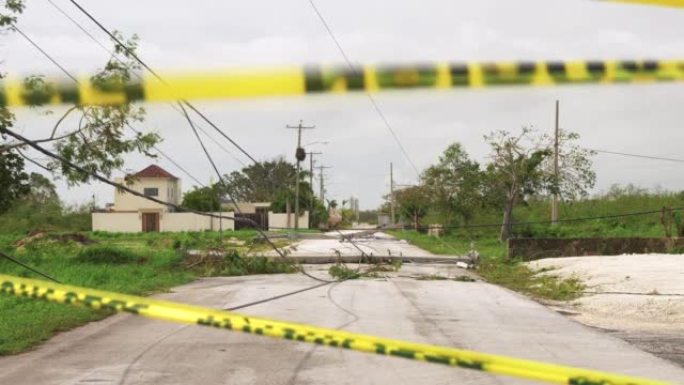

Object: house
[111,165,182,231]
[92,165,234,233]
[92,165,308,232]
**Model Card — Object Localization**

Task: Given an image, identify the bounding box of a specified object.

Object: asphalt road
[1,263,683,385]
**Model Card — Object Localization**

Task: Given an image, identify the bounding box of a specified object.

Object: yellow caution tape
[2,60,683,107]
[0,274,670,385]
[603,0,684,8]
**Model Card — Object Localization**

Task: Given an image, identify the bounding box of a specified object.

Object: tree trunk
[413,212,419,230]
[500,193,516,242]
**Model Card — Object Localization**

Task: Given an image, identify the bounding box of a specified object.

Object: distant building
[93,165,234,233]
[92,165,308,233]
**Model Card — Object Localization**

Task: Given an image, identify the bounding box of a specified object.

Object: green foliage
[222,157,322,216]
[477,257,584,301]
[0,151,29,213]
[181,185,221,211]
[421,142,483,225]
[328,263,361,280]
[189,250,297,277]
[0,229,294,355]
[0,237,190,355]
[394,185,430,229]
[75,245,142,264]
[358,210,378,224]
[0,0,24,28]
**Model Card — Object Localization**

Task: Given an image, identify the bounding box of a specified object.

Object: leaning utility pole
[552,100,560,225]
[316,165,332,202]
[390,162,396,224]
[286,120,315,229]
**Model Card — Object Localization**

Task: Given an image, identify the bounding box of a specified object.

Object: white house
[92,165,308,232]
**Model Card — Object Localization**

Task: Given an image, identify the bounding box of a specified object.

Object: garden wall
[508,237,684,261]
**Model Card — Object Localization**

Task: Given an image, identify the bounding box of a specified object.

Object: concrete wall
[222,202,271,214]
[92,211,235,233]
[161,212,210,232]
[508,237,684,261]
[113,177,181,212]
[268,211,309,230]
[92,212,141,232]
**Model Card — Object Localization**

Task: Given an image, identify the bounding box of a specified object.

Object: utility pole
[552,100,560,225]
[286,120,315,229]
[390,162,395,225]
[316,165,332,202]
[307,151,322,229]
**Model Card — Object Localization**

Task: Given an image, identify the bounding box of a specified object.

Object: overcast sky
[4,0,684,209]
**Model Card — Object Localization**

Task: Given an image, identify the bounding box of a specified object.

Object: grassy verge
[388,230,584,301]
[0,230,295,355]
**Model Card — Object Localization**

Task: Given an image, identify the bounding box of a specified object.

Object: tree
[543,129,596,202]
[24,172,59,205]
[1,3,159,208]
[0,151,30,213]
[421,142,483,225]
[484,127,594,241]
[222,157,319,214]
[182,185,221,212]
[394,185,430,230]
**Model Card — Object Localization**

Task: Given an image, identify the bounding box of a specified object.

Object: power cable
[0,250,61,283]
[412,205,684,231]
[178,102,332,283]
[1,127,274,230]
[306,0,421,177]
[64,0,258,165]
[11,23,208,187]
[588,148,684,163]
[43,0,247,169]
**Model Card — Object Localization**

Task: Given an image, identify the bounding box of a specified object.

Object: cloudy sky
[4,0,684,209]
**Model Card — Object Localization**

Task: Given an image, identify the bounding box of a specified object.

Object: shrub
[75,245,142,264]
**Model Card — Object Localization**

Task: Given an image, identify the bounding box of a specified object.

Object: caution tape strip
[2,60,684,107]
[603,0,684,8]
[0,274,670,385]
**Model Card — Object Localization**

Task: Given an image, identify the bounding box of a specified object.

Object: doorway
[142,212,159,232]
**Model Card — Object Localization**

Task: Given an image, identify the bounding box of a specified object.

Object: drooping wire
[65,0,258,165]
[588,148,684,163]
[43,0,247,169]
[306,0,421,178]
[0,250,61,283]
[408,205,684,231]
[11,23,208,186]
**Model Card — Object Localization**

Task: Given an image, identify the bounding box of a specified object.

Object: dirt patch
[14,231,97,248]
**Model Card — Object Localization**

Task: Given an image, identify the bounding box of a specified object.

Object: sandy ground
[529,254,684,366]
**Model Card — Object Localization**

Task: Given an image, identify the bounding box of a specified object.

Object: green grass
[0,230,295,355]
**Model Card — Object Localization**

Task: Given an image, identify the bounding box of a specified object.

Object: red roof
[134,165,178,179]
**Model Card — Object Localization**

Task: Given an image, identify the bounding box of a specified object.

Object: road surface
[1,238,683,384]
[1,268,683,384]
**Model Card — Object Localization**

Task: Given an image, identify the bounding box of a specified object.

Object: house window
[144,188,159,197]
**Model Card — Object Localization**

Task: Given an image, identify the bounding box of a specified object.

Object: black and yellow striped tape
[2,60,683,107]
[0,274,670,385]
[603,0,684,8]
